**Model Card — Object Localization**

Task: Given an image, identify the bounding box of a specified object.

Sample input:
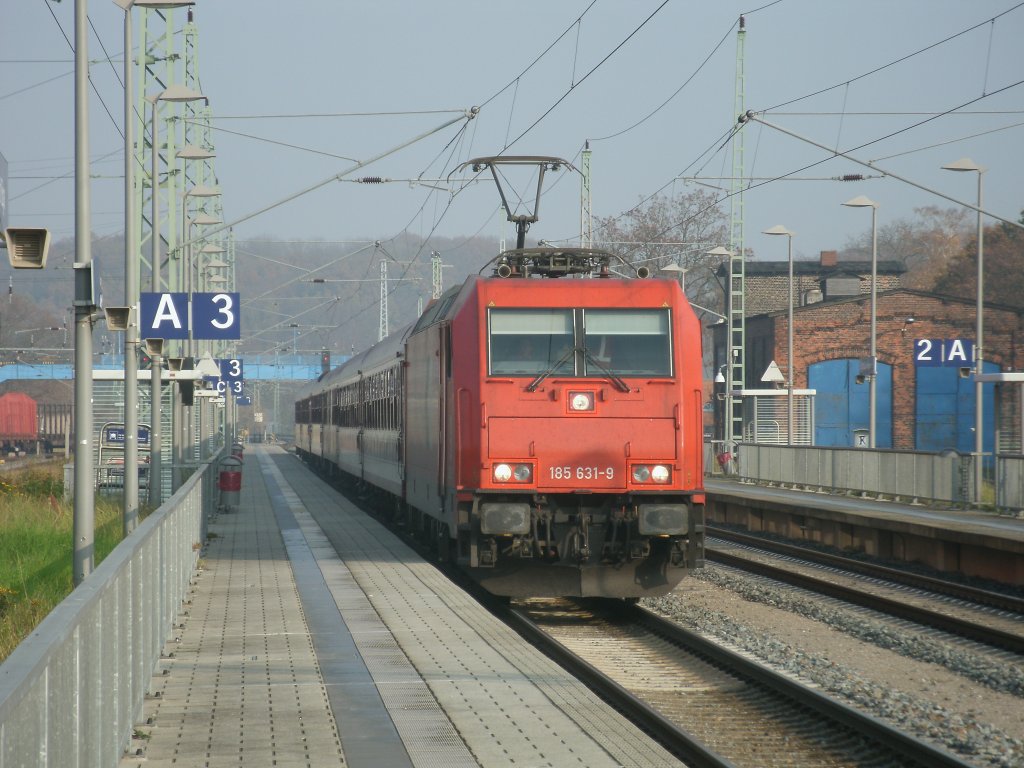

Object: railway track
[317,476,1019,765]
[501,598,974,768]
[705,527,1024,656]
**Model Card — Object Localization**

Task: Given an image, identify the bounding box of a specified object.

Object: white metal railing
[0,454,219,766]
[705,441,972,507]
[997,454,1024,511]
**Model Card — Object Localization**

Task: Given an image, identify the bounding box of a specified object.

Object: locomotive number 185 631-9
[548,465,615,480]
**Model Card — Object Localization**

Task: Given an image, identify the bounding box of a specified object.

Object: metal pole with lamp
[942,158,986,504]
[763,226,795,445]
[842,195,879,449]
[72,0,96,585]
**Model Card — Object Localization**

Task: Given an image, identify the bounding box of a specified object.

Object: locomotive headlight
[493,463,533,483]
[568,391,595,412]
[631,464,671,484]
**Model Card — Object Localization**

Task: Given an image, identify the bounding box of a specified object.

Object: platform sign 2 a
[914,338,974,367]
[140,292,240,340]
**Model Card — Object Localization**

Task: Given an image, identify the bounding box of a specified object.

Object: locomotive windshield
[488,308,672,377]
[489,309,575,375]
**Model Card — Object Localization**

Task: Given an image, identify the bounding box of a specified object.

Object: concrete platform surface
[121,444,681,768]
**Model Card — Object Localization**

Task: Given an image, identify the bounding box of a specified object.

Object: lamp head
[941,157,984,173]
[705,246,735,257]
[842,195,878,209]
[762,225,794,237]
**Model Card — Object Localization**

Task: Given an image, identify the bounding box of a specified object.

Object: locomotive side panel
[404,324,444,517]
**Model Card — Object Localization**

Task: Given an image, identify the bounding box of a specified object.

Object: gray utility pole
[73,0,96,585]
[121,0,139,534]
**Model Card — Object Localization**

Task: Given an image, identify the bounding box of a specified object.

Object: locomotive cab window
[489,307,672,378]
[584,309,672,376]
[489,309,575,375]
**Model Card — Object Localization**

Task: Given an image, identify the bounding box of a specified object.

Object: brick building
[713,252,1024,453]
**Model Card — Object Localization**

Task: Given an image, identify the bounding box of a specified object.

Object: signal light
[320,349,331,374]
[139,350,153,369]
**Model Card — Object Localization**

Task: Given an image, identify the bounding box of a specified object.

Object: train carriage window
[489,309,575,376]
[584,309,672,376]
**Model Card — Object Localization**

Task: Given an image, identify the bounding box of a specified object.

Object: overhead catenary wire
[179,108,477,253]
[550,3,1023,252]
[762,2,1024,114]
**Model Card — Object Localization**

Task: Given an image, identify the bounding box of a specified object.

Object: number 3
[211,293,235,330]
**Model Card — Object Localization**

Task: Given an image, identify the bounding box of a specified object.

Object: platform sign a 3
[139,292,240,340]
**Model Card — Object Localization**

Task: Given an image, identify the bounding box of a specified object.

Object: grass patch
[0,462,134,662]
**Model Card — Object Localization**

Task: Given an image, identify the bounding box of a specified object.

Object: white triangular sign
[761,361,785,383]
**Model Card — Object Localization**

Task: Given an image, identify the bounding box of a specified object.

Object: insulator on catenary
[840,174,865,182]
[358,176,384,183]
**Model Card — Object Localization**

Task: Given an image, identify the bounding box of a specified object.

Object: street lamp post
[942,158,986,504]
[842,195,879,449]
[763,226,795,445]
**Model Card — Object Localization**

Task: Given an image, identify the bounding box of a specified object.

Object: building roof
[716,258,906,278]
[754,287,1023,319]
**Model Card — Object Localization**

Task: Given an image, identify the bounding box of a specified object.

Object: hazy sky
[3,0,1023,266]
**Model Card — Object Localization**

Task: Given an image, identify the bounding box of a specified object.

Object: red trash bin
[218,455,243,511]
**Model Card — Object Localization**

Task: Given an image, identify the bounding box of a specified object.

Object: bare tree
[841,205,970,291]
[594,189,729,316]
[933,212,1024,309]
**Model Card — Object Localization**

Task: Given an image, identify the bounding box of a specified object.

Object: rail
[0,452,221,766]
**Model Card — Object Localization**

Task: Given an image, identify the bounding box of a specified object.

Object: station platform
[121,444,681,768]
[705,476,1024,585]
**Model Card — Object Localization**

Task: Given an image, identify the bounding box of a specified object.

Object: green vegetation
[0,462,128,662]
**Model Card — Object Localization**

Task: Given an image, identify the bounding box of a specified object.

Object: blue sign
[210,357,244,396]
[101,424,152,447]
[139,292,240,340]
[914,338,974,367]
[219,357,243,382]
[140,292,189,339]
[192,292,240,339]
[236,396,252,406]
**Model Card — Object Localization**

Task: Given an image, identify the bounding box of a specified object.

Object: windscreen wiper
[526,346,578,392]
[581,348,630,392]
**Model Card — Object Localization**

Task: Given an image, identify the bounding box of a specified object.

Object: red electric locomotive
[295,245,706,599]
